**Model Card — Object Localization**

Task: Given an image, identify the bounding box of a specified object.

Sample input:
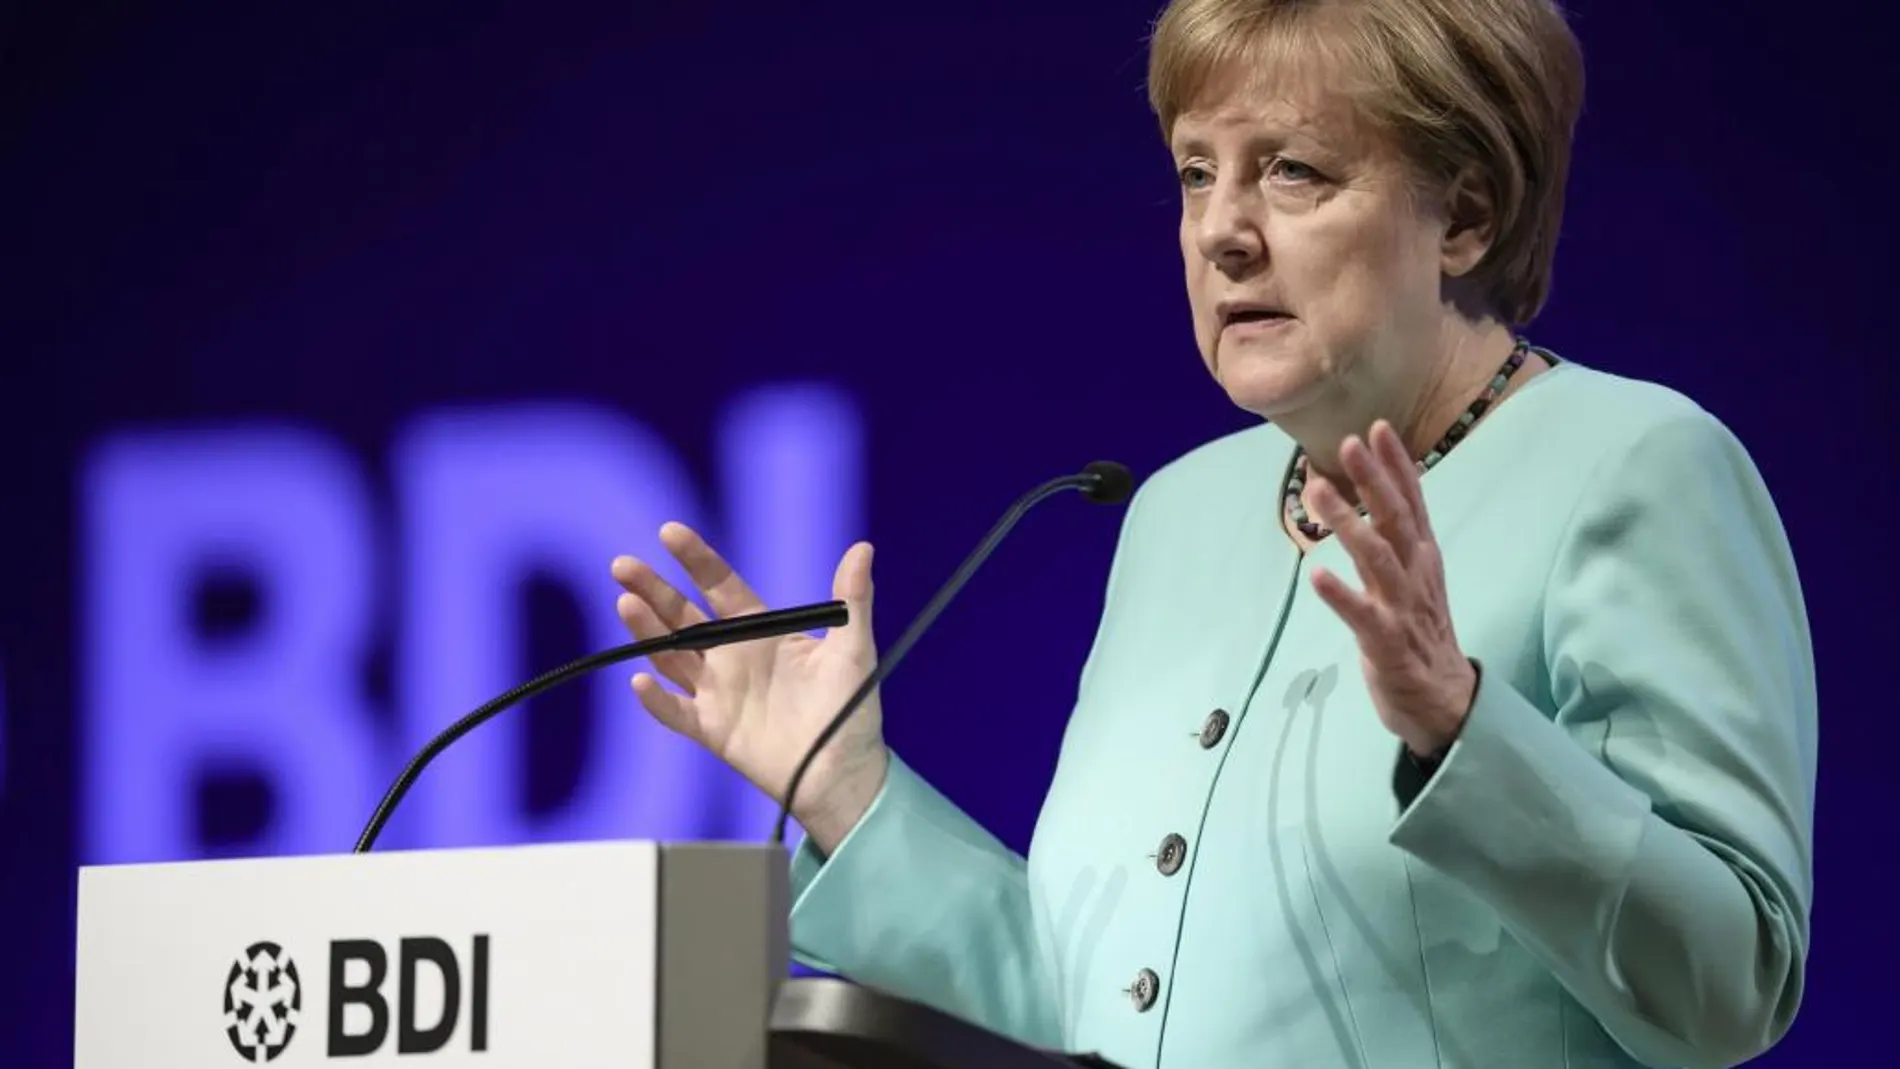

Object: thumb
[831,541,875,640]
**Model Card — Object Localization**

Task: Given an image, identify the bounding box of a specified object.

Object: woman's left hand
[1307,420,1479,758]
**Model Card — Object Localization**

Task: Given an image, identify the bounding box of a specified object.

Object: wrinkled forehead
[1167,56,1374,154]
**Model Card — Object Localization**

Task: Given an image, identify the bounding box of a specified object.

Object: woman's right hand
[611,522,888,853]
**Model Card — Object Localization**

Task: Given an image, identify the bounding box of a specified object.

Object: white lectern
[75,840,1119,1068]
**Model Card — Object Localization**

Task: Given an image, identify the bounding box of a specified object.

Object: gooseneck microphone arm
[354,599,849,853]
[771,461,1135,845]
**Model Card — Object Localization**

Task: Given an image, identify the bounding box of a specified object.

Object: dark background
[3,1,1893,1064]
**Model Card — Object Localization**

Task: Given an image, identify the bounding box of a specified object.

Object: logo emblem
[223,941,301,1062]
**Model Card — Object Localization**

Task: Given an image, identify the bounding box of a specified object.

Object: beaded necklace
[1284,335,1534,542]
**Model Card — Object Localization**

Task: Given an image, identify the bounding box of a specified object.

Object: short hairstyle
[1147,0,1585,325]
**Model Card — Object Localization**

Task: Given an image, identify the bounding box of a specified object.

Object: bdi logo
[328,937,490,1057]
[224,942,302,1062]
[222,937,491,1062]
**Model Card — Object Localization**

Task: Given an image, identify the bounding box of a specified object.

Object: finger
[1342,430,1418,551]
[832,541,875,634]
[1304,469,1358,537]
[660,522,769,619]
[1310,564,1388,641]
[631,672,702,739]
[617,591,704,695]
[611,555,710,630]
[1308,473,1407,600]
[1371,421,1432,540]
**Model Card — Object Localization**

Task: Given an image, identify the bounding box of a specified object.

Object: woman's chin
[1214,358,1325,420]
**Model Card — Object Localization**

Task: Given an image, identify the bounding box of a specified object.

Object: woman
[610,1,1816,1066]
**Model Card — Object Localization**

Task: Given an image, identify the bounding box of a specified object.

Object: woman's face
[1172,68,1469,422]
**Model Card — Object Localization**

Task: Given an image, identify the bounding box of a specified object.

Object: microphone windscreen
[1081,461,1136,505]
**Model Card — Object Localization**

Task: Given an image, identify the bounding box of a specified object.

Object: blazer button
[1156,833,1187,876]
[1129,968,1160,1012]
[1199,708,1230,748]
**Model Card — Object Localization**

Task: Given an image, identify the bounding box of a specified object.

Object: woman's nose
[1194,182,1265,273]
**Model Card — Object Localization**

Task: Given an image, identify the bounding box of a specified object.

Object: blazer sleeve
[783,752,1062,1049]
[782,475,1154,1050]
[1388,409,1817,1069]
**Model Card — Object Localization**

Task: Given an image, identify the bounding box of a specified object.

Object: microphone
[353,599,849,853]
[770,461,1136,845]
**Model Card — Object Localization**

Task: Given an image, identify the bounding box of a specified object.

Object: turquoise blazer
[787,359,1816,1069]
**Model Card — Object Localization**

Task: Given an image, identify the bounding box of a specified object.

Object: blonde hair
[1147,0,1585,325]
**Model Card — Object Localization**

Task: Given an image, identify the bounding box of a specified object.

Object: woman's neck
[1289,319,1531,504]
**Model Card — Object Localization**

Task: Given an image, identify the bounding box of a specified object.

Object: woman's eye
[1268,157,1320,183]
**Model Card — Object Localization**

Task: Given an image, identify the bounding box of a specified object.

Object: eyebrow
[1170,132,1216,156]
[1169,124,1324,158]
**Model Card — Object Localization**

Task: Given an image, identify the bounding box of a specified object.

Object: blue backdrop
[4,1,1892,1064]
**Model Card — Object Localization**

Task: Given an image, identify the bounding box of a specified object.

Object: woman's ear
[1440,166,1498,278]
